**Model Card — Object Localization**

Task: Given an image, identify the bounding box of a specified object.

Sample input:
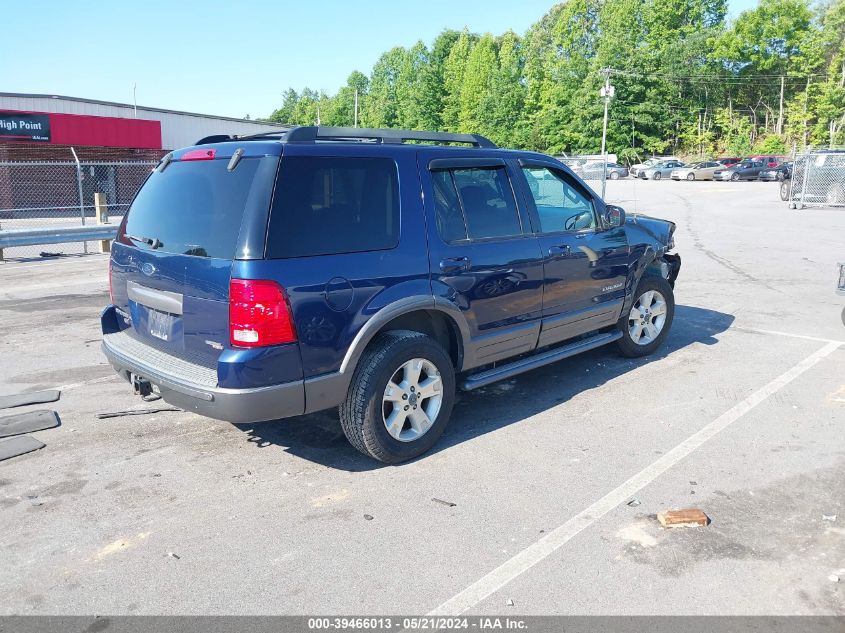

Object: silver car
[671,161,721,181]
[641,160,685,180]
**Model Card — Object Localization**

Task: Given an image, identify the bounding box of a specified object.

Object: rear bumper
[101,328,305,424]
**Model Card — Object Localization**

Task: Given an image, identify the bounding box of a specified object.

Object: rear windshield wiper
[125,233,164,249]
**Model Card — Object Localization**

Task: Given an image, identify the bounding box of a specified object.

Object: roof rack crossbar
[284,126,497,148]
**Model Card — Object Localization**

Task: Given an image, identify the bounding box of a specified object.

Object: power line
[606,68,827,82]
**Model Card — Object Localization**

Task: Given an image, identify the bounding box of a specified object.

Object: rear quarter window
[266,156,400,258]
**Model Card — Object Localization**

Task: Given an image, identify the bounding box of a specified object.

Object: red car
[716,157,741,167]
[749,155,785,167]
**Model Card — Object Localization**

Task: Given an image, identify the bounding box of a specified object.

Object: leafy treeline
[267,0,845,159]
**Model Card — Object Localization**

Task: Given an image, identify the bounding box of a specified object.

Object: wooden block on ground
[657,508,710,528]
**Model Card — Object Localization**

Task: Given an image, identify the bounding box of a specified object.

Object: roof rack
[196,126,498,148]
[284,126,497,148]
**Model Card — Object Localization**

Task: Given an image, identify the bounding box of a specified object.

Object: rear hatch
[110,144,279,368]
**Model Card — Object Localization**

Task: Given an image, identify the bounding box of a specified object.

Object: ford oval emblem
[140,262,156,277]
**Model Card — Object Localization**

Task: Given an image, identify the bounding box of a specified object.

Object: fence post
[798,152,811,210]
[94,192,111,253]
[70,147,88,254]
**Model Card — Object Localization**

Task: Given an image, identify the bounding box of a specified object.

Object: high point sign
[0,112,50,142]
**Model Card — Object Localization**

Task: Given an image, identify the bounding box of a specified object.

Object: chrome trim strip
[127,281,183,315]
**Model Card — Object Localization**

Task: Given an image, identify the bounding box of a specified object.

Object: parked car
[750,155,785,167]
[100,125,681,463]
[629,158,658,178]
[716,157,741,167]
[670,161,721,181]
[714,160,767,181]
[578,161,629,180]
[759,162,792,182]
[629,156,680,178]
[641,160,686,180]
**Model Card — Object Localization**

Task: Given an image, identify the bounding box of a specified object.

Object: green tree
[479,31,526,146]
[459,33,498,133]
[363,47,406,128]
[442,30,476,131]
[267,88,300,124]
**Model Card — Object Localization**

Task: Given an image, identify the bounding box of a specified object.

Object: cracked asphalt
[0,179,843,615]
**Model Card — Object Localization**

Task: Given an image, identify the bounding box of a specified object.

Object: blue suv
[101,126,681,463]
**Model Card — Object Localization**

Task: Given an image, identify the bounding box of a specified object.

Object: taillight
[229,279,296,347]
[180,148,216,161]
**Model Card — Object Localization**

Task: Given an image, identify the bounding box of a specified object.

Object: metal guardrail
[0,224,118,249]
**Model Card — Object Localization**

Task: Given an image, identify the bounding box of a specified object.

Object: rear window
[266,156,399,258]
[121,157,265,259]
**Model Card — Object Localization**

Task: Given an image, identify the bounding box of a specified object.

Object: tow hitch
[131,373,154,398]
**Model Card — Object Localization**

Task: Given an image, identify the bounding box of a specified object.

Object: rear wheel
[686,173,695,181]
[615,276,675,358]
[653,172,662,181]
[340,330,455,464]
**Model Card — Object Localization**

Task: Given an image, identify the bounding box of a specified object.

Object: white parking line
[734,326,845,346]
[428,340,841,616]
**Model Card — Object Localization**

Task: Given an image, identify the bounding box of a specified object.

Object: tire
[780,180,790,202]
[615,276,675,358]
[609,171,620,180]
[686,173,695,181]
[653,172,662,181]
[777,172,785,182]
[731,172,740,182]
[339,330,456,464]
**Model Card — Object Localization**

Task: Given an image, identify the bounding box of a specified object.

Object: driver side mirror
[604,204,626,228]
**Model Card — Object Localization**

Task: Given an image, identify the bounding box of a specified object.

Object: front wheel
[686,173,695,181]
[731,172,740,181]
[615,276,675,358]
[780,180,790,201]
[653,172,662,181]
[609,171,620,180]
[340,330,456,464]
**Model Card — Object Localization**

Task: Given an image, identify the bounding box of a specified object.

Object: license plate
[148,309,173,341]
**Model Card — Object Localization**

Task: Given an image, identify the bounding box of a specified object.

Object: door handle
[548,245,570,257]
[439,257,471,273]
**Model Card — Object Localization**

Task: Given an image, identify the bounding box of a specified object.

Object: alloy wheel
[628,290,668,345]
[382,358,443,442]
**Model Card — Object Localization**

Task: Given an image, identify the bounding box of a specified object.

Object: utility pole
[354,89,359,128]
[599,69,615,198]
[777,75,784,135]
[132,83,137,118]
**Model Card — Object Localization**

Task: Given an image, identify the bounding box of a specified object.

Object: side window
[266,157,399,258]
[521,166,596,233]
[431,166,522,242]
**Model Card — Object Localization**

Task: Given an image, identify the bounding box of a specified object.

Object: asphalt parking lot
[1,179,843,615]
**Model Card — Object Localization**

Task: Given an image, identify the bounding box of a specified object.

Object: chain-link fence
[0,160,156,259]
[785,149,845,209]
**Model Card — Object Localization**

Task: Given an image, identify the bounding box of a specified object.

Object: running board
[460,331,622,391]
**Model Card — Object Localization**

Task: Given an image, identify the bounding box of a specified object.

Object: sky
[1,0,759,120]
